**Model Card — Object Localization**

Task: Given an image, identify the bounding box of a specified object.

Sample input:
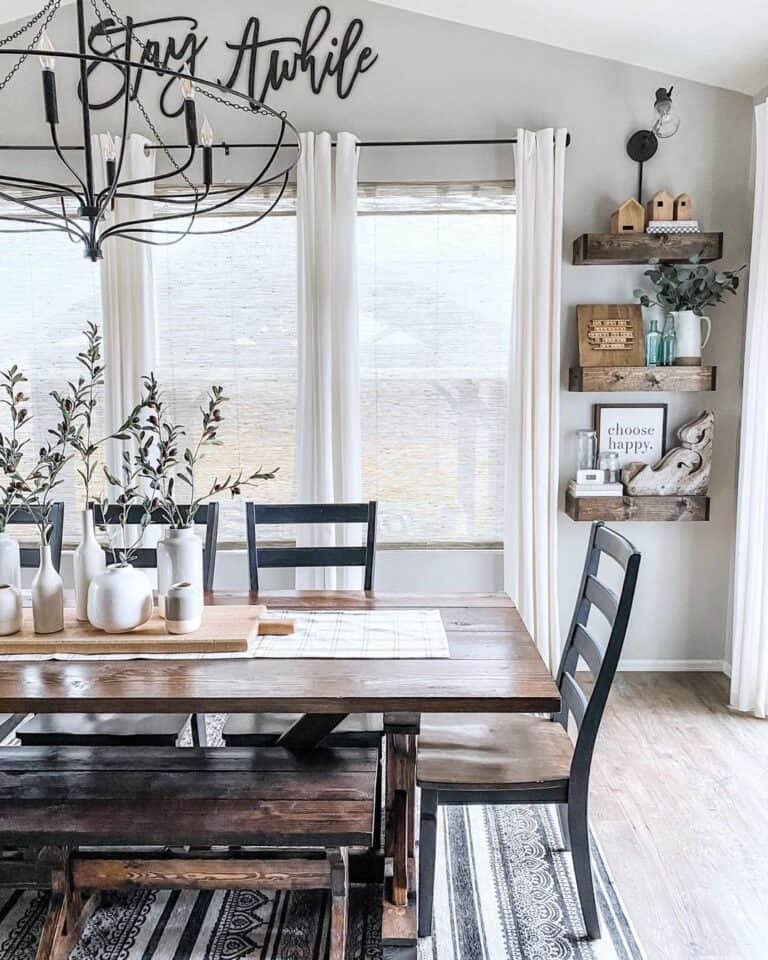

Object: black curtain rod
[0,133,571,152]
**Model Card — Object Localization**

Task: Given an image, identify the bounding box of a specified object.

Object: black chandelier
[0,0,301,261]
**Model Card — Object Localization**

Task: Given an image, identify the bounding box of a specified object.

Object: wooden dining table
[0,591,560,958]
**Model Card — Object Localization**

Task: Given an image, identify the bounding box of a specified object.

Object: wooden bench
[0,745,379,960]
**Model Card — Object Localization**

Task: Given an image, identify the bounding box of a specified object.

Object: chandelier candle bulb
[201,117,214,186]
[37,30,56,70]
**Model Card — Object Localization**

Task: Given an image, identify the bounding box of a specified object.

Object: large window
[358,183,514,544]
[1,182,514,547]
[153,203,297,543]
[0,232,103,539]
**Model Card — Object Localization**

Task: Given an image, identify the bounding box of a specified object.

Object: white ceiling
[3,0,767,95]
[371,0,768,95]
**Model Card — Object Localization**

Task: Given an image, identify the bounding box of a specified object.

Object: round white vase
[73,508,106,622]
[87,564,154,634]
[0,532,21,589]
[157,527,204,618]
[165,581,203,634]
[0,583,22,636]
[31,544,64,635]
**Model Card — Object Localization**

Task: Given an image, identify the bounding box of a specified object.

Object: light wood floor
[590,672,768,960]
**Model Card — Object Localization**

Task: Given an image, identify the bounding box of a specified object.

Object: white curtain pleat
[295,131,362,589]
[91,133,158,486]
[730,102,768,718]
[504,128,567,670]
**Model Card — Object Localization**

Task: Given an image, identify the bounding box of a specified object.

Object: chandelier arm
[107,116,290,232]
[110,172,289,238]
[75,0,96,205]
[105,145,198,203]
[0,213,87,237]
[60,195,83,244]
[0,174,81,201]
[49,123,89,198]
[0,188,88,240]
[103,184,207,247]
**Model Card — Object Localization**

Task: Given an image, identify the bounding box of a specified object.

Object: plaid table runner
[0,609,449,660]
[250,609,449,658]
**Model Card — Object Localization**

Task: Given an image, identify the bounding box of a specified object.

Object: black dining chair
[244,501,378,593]
[222,501,383,839]
[17,503,219,749]
[416,522,640,941]
[6,502,65,574]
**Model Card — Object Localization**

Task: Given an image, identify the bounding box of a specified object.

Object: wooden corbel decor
[622,411,713,496]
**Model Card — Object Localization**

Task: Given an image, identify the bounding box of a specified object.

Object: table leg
[383,717,419,958]
[275,714,348,748]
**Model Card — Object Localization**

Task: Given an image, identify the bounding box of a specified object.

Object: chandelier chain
[0,0,62,92]
[0,0,59,47]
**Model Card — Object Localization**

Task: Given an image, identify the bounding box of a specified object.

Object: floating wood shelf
[569,365,717,392]
[572,232,723,265]
[565,490,710,522]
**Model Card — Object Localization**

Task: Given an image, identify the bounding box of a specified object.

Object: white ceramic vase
[0,583,22,636]
[0,532,21,589]
[671,310,711,366]
[32,544,64,635]
[157,527,204,618]
[165,581,203,634]
[73,508,106,622]
[87,563,153,634]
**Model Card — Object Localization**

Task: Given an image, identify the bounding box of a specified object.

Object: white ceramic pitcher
[671,310,711,366]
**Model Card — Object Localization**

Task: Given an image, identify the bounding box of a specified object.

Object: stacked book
[567,480,624,498]
[647,220,700,234]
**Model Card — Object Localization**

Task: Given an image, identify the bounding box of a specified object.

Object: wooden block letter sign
[577,304,645,367]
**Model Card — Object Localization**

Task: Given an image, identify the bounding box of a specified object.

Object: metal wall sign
[86,5,379,117]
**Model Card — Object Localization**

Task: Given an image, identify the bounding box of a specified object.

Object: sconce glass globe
[652,86,680,139]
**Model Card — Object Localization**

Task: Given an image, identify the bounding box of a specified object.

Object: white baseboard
[618,658,730,673]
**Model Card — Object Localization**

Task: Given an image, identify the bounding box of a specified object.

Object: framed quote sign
[593,403,668,468]
[577,304,645,367]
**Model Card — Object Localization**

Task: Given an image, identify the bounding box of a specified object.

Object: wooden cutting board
[0,606,279,655]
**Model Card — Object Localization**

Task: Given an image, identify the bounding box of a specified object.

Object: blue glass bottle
[662,315,677,366]
[645,315,662,366]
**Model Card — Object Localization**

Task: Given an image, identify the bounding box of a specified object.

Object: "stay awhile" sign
[85,5,379,116]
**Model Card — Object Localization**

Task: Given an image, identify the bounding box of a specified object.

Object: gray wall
[8,0,755,665]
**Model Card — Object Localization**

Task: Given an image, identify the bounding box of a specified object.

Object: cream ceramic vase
[671,310,711,366]
[87,563,153,634]
[73,508,106,622]
[0,583,22,636]
[32,544,64,635]
[157,527,204,618]
[0,532,21,590]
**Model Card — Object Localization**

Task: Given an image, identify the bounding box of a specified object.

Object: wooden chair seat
[223,712,384,747]
[0,746,375,960]
[16,713,189,747]
[417,714,573,791]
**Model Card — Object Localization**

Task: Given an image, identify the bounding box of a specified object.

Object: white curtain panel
[295,131,362,589]
[504,128,567,670]
[730,101,768,718]
[91,133,158,486]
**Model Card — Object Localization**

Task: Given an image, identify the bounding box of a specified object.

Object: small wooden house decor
[610,197,645,234]
[674,193,693,219]
[646,189,675,222]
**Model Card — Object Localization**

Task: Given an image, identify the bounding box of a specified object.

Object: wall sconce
[626,87,681,202]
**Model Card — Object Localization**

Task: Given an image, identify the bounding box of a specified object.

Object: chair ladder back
[554,522,640,761]
[7,502,65,573]
[91,503,220,590]
[246,501,378,593]
[553,522,640,789]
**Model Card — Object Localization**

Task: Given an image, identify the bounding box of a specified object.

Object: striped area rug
[0,806,643,960]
